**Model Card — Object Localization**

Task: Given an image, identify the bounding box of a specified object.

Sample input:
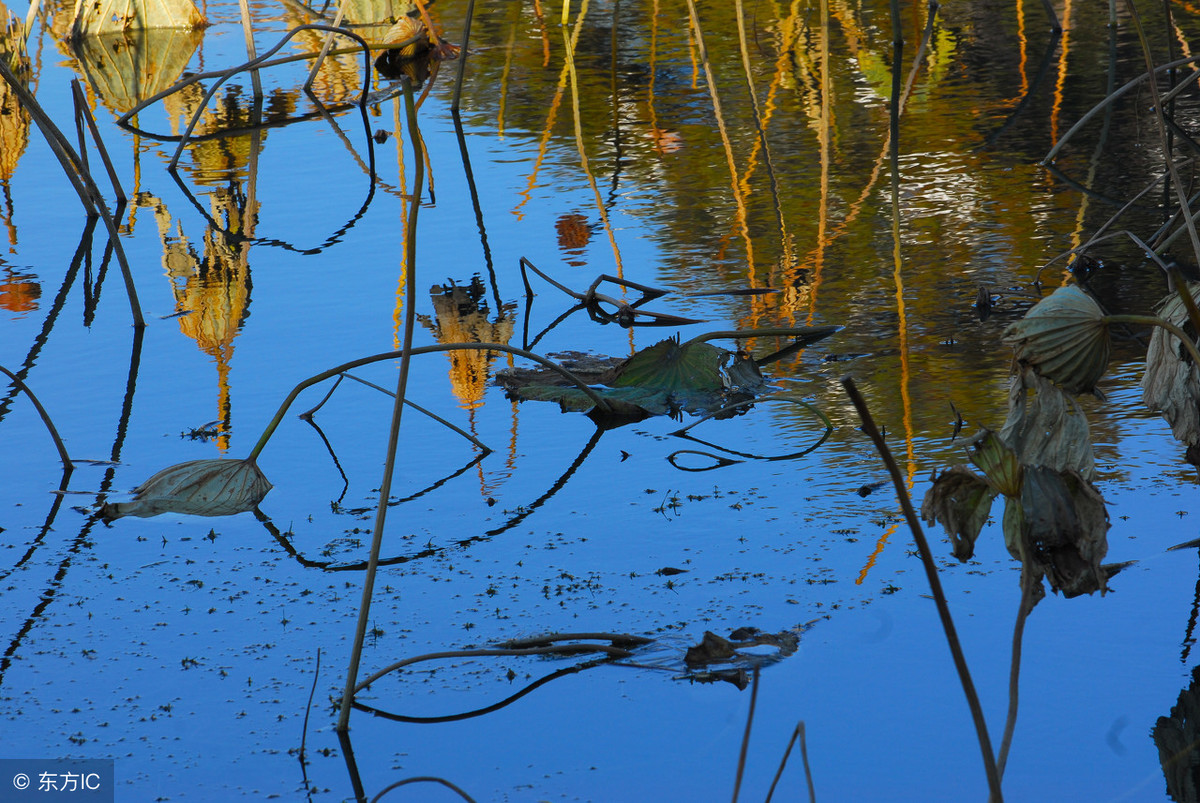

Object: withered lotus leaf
[1002,285,1111,395]
[1018,466,1110,598]
[101,458,272,520]
[921,465,998,561]
[1141,284,1200,451]
[966,429,1023,497]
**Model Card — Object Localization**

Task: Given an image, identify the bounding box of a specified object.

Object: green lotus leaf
[1003,285,1111,394]
[612,337,764,394]
[101,458,272,520]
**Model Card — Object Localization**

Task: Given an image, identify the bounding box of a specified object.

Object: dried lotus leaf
[1003,285,1110,394]
[1141,283,1200,450]
[101,458,272,519]
[380,16,428,58]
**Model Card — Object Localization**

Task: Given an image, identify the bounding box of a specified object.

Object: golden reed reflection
[0,2,30,257]
[140,183,257,453]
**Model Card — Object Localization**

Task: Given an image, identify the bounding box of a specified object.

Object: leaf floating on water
[1000,366,1095,480]
[1003,285,1111,394]
[612,337,764,395]
[1142,283,1200,454]
[921,466,998,561]
[101,458,272,520]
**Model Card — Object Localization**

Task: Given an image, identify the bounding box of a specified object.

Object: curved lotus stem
[246,343,614,462]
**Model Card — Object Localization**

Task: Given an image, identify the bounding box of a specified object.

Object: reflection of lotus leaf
[101,458,271,519]
[72,27,203,114]
[70,0,205,37]
[0,2,31,182]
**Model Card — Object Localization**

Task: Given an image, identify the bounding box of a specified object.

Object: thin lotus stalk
[246,343,615,463]
[0,60,144,328]
[562,25,624,278]
[841,377,1003,801]
[337,77,423,734]
[1126,0,1200,268]
[685,0,755,274]
[0,366,71,470]
[561,0,569,26]
[118,40,378,127]
[1107,314,1200,367]
[451,0,476,111]
[305,0,350,90]
[70,80,125,205]
[238,0,264,99]
[166,24,374,169]
[731,667,760,803]
[682,327,837,348]
[326,371,493,453]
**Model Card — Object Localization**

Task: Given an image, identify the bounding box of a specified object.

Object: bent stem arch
[245,343,614,463]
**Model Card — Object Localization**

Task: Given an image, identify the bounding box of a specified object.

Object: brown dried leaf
[921,466,998,561]
[1141,283,1200,449]
[1000,366,1095,481]
[1019,466,1110,598]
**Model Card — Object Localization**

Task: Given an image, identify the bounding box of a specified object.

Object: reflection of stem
[451,0,476,111]
[1127,0,1200,267]
[562,25,624,276]
[0,60,144,327]
[734,0,785,240]
[338,77,423,735]
[841,377,1003,801]
[995,559,1038,785]
[318,370,493,453]
[731,668,759,803]
[685,0,754,273]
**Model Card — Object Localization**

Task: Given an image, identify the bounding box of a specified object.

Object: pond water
[5,0,1200,800]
